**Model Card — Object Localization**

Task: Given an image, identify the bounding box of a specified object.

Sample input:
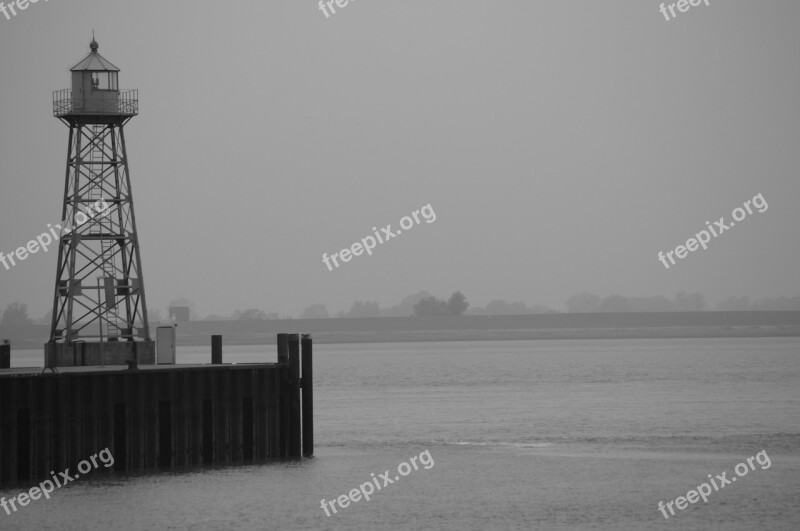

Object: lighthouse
[46,38,154,367]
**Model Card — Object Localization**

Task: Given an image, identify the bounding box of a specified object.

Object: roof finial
[90,30,98,53]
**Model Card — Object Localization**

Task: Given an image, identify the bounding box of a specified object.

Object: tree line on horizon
[2,293,799,326]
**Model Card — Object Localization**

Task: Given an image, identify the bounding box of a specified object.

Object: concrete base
[44,340,155,368]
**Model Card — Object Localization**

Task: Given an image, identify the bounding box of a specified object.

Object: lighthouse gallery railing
[53,89,139,117]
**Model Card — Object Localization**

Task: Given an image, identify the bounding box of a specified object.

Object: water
[3,337,799,530]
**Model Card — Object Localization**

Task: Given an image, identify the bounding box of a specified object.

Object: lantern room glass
[91,71,118,91]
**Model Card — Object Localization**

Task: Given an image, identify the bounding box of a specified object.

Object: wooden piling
[276,333,289,364]
[0,343,9,369]
[301,334,313,457]
[211,335,222,364]
[287,334,302,457]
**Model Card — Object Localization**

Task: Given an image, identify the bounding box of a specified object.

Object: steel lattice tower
[46,38,154,366]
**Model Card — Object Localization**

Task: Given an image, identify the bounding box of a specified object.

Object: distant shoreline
[174,310,800,345]
[3,311,797,349]
[171,325,800,346]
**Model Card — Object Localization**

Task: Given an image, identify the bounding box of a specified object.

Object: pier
[0,333,313,486]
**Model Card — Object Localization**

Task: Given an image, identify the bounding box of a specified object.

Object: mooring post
[301,334,313,457]
[0,340,10,369]
[211,335,222,364]
[287,334,301,457]
[277,333,289,365]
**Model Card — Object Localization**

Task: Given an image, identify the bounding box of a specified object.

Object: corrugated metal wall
[0,337,312,486]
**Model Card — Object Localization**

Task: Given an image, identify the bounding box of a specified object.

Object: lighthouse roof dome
[69,40,120,72]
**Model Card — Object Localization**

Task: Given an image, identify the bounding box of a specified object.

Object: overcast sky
[1,1,798,318]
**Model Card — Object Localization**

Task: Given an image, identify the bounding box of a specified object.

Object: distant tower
[46,38,154,366]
